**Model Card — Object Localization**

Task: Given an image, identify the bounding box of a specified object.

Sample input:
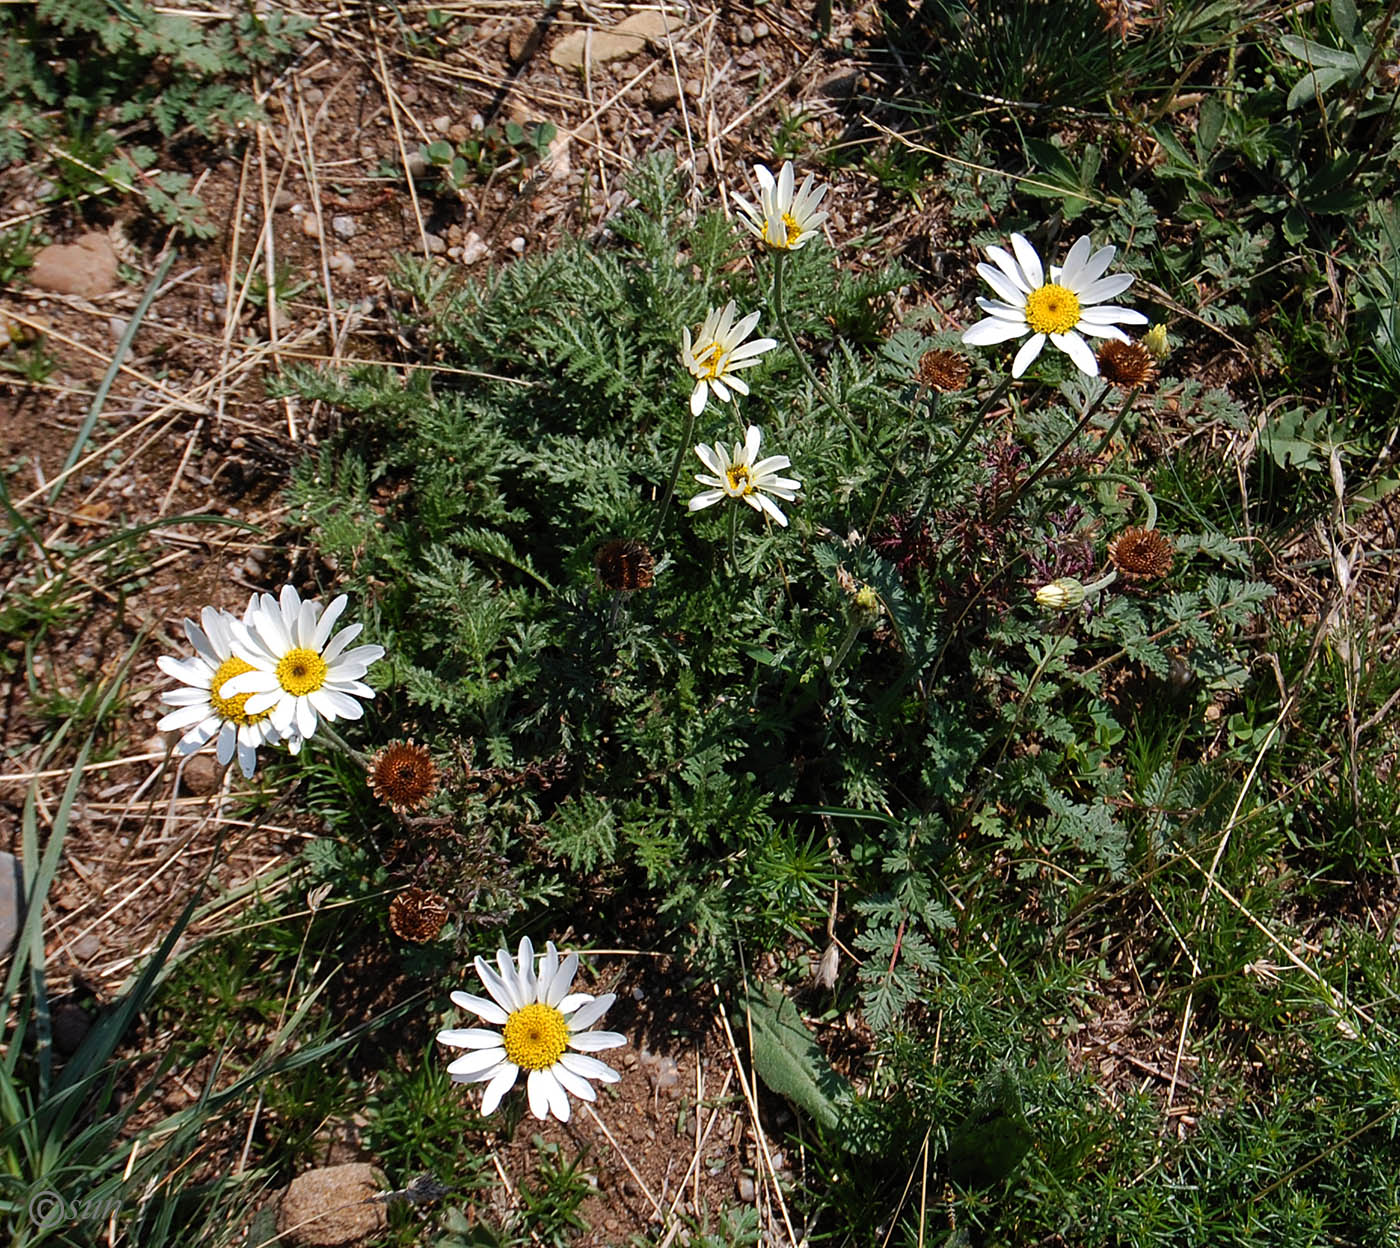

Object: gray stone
[550,10,670,69]
[331,215,356,240]
[30,233,119,297]
[277,1164,387,1246]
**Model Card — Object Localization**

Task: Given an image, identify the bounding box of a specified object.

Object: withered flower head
[594,538,655,592]
[368,740,439,813]
[388,887,449,943]
[1109,526,1174,581]
[1096,339,1156,387]
[917,348,971,393]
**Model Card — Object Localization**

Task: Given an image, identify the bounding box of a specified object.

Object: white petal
[963,317,1028,347]
[161,687,209,707]
[517,936,538,1001]
[451,989,510,1026]
[743,425,762,462]
[235,738,258,778]
[1057,235,1095,288]
[437,1027,504,1049]
[479,1064,519,1115]
[537,942,560,1003]
[1051,331,1099,376]
[453,1059,510,1086]
[537,953,577,1010]
[294,696,318,740]
[1008,234,1044,288]
[1077,305,1149,326]
[219,669,278,697]
[754,492,789,526]
[711,378,732,403]
[688,489,725,512]
[313,595,349,650]
[321,623,365,663]
[690,380,709,417]
[984,244,1033,294]
[753,163,776,192]
[526,1068,557,1121]
[567,1030,628,1053]
[475,955,521,1013]
[726,375,750,397]
[726,337,777,362]
[695,442,728,478]
[1011,333,1047,377]
[1068,241,1116,290]
[215,721,237,765]
[1076,321,1131,341]
[976,262,1030,307]
[158,704,210,731]
[751,454,791,477]
[1075,272,1135,304]
[550,1061,597,1102]
[448,1046,510,1078]
[559,1051,622,1081]
[556,991,593,1014]
[157,655,210,687]
[564,993,614,1031]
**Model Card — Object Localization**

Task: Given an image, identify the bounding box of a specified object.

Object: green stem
[318,720,369,767]
[653,405,698,541]
[825,612,863,673]
[772,250,862,441]
[728,502,739,571]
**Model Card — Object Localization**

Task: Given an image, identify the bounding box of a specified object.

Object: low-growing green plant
[0,0,312,236]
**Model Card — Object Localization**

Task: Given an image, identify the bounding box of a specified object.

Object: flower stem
[653,405,698,541]
[728,503,739,570]
[772,250,862,441]
[318,720,368,766]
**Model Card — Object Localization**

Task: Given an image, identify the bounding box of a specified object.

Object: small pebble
[737,1175,756,1202]
[329,251,355,276]
[738,22,755,44]
[331,215,356,239]
[301,214,321,238]
[508,236,526,254]
[431,114,452,134]
[754,21,769,37]
[423,232,447,255]
[273,189,295,210]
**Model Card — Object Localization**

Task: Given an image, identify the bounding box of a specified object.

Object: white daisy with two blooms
[689,424,800,527]
[218,585,384,751]
[733,160,829,252]
[438,937,627,1123]
[681,301,778,418]
[157,596,288,778]
[961,232,1148,378]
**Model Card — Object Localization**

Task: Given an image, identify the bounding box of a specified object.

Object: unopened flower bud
[1142,323,1169,361]
[1035,578,1087,611]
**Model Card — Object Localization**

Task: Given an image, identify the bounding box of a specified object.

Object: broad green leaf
[743,983,853,1135]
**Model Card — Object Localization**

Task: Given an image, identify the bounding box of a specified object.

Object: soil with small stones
[0,3,915,1242]
[6,1,1398,1241]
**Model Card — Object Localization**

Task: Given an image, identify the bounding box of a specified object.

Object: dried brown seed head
[1096,340,1157,388]
[388,888,449,943]
[594,538,655,592]
[917,348,971,393]
[1109,526,1174,581]
[368,740,439,813]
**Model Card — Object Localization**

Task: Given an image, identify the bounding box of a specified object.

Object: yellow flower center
[209,655,270,726]
[501,1002,570,1071]
[1024,283,1082,336]
[726,464,755,495]
[275,647,328,697]
[782,212,803,246]
[694,341,726,381]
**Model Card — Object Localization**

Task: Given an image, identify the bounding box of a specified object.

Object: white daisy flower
[688,424,801,528]
[681,301,778,418]
[733,161,829,252]
[156,597,286,778]
[961,232,1148,378]
[438,937,627,1123]
[218,585,384,751]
